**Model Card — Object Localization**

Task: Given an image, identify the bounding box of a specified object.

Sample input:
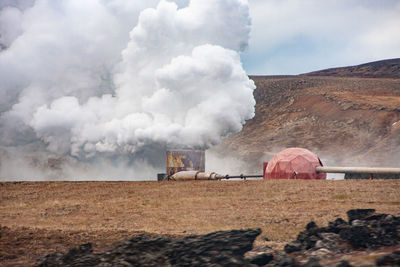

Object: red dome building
[264,148,326,180]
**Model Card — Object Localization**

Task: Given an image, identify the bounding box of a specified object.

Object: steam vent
[265,148,326,180]
[166,149,205,178]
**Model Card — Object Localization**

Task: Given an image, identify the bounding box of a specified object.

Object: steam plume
[0,0,255,180]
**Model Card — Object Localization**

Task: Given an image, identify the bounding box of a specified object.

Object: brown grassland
[1,180,400,266]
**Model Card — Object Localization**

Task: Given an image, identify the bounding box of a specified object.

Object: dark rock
[365,213,390,222]
[284,209,400,253]
[306,222,318,232]
[350,219,366,227]
[249,252,273,266]
[168,228,261,266]
[335,260,353,267]
[302,257,322,267]
[38,243,99,267]
[38,228,261,267]
[37,209,400,267]
[37,252,64,267]
[376,250,400,266]
[61,243,94,264]
[346,209,375,223]
[339,225,371,248]
[340,213,400,249]
[325,218,348,234]
[266,251,299,267]
[299,232,320,250]
[314,233,341,250]
[286,221,322,252]
[284,241,302,253]
[101,234,172,266]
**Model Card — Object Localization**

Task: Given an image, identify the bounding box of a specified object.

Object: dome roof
[264,148,326,180]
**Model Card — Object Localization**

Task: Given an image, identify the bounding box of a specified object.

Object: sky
[1,0,399,75]
[243,0,400,74]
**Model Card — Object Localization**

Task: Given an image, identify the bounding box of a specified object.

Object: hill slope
[304,58,400,78]
[220,59,400,168]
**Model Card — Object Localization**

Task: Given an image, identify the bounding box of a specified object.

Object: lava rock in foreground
[376,250,400,266]
[284,209,400,254]
[38,228,261,267]
[38,209,400,267]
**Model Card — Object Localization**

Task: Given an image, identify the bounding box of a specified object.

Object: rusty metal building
[166,149,205,178]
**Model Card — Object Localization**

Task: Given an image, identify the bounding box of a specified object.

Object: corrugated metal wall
[166,149,205,178]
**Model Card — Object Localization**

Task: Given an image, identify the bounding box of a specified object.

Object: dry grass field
[1,179,400,266]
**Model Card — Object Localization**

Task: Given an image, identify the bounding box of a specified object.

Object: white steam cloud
[0,0,255,180]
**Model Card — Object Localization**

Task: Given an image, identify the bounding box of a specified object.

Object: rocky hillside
[305,58,400,78]
[221,59,400,168]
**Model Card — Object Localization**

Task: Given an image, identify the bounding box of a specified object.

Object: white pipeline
[316,166,400,174]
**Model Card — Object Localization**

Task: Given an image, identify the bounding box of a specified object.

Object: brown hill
[220,59,400,169]
[304,58,400,78]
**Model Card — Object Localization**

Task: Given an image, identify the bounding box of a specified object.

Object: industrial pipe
[170,171,220,181]
[221,174,264,179]
[170,171,263,181]
[316,166,400,174]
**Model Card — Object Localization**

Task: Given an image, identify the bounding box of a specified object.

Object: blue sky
[242,0,400,75]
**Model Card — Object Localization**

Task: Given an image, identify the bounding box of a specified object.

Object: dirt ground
[1,180,400,266]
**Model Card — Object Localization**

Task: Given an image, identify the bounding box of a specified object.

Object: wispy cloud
[244,0,400,74]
